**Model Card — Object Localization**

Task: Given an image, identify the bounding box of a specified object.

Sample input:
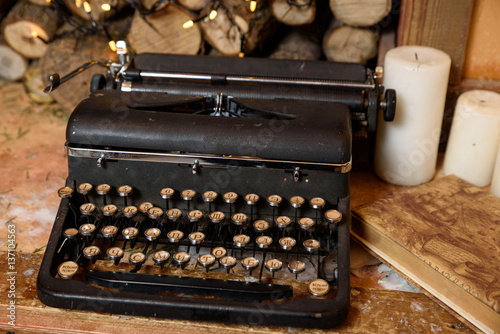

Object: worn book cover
[351,175,500,334]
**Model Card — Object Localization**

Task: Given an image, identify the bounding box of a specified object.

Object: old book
[351,175,500,334]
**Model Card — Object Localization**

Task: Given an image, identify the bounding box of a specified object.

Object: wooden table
[0,83,476,333]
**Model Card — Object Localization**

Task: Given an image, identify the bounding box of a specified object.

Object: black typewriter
[37,47,395,328]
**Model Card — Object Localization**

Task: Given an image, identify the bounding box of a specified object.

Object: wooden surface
[0,82,476,333]
[269,0,316,26]
[329,0,391,27]
[323,23,378,64]
[397,0,474,85]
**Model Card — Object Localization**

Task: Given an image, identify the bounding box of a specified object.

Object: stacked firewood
[0,0,392,112]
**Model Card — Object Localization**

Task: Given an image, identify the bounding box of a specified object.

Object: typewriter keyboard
[54,183,343,301]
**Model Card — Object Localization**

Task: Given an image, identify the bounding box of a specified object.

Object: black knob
[90,74,106,93]
[384,89,396,122]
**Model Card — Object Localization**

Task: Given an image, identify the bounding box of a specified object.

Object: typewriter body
[37,52,395,328]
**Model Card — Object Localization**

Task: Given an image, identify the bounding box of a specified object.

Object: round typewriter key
[153,250,170,268]
[275,216,291,229]
[265,258,283,277]
[310,197,326,209]
[298,217,315,231]
[117,185,133,197]
[77,183,93,195]
[63,228,79,239]
[289,196,305,208]
[160,187,175,199]
[122,227,139,240]
[83,245,101,263]
[187,210,204,223]
[188,232,205,245]
[107,247,124,265]
[101,225,118,239]
[167,230,184,243]
[325,209,342,224]
[220,256,237,273]
[279,237,296,251]
[308,278,330,297]
[256,235,273,249]
[139,202,154,214]
[198,253,216,271]
[123,206,138,218]
[209,211,225,224]
[166,208,182,222]
[253,220,269,233]
[244,193,260,205]
[181,189,196,201]
[233,234,250,248]
[96,184,111,195]
[242,257,259,275]
[58,186,74,198]
[202,191,218,202]
[80,203,96,215]
[173,252,191,267]
[57,261,79,279]
[231,213,247,226]
[79,223,96,236]
[223,192,238,204]
[267,195,282,207]
[147,207,163,220]
[102,204,118,216]
[211,246,227,260]
[303,239,321,253]
[129,252,146,266]
[145,227,162,241]
[288,260,306,275]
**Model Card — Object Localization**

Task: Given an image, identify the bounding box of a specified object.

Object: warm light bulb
[109,40,117,52]
[31,30,38,38]
[183,20,194,29]
[83,1,91,13]
[101,3,111,11]
[238,52,245,58]
[209,10,218,20]
[250,1,257,12]
[75,0,82,8]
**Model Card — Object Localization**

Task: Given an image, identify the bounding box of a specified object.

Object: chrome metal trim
[66,146,351,174]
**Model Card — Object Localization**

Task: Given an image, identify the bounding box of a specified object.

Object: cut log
[2,0,61,59]
[176,0,211,11]
[323,23,378,64]
[140,0,171,11]
[62,0,123,22]
[128,4,202,55]
[199,0,276,56]
[329,0,391,27]
[0,44,28,81]
[39,26,117,112]
[24,60,54,103]
[269,28,321,60]
[269,0,316,26]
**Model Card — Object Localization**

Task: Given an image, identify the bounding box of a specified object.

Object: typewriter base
[37,196,350,329]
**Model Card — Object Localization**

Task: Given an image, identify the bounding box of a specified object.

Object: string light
[109,40,117,52]
[209,9,218,20]
[183,20,194,29]
[83,1,91,13]
[75,0,82,8]
[238,52,245,58]
[31,30,38,38]
[101,3,111,11]
[250,1,256,12]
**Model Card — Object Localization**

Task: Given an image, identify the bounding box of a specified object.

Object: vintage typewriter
[37,45,395,328]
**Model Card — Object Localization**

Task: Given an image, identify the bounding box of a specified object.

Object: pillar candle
[491,144,500,197]
[443,90,500,187]
[374,46,451,186]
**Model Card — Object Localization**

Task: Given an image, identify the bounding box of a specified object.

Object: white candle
[491,145,500,197]
[374,46,451,186]
[443,90,500,187]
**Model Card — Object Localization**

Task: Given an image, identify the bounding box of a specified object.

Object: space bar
[85,270,293,301]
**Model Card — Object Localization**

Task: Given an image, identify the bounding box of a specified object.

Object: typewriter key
[181,189,196,210]
[267,195,282,207]
[256,235,273,249]
[253,220,269,234]
[80,203,96,216]
[145,228,162,241]
[107,247,124,265]
[166,208,182,222]
[244,193,259,205]
[129,252,146,271]
[288,260,306,279]
[58,186,74,198]
[153,250,170,268]
[242,257,259,275]
[303,239,320,253]
[279,237,296,251]
[275,216,291,229]
[310,197,326,209]
[223,192,238,204]
[96,184,111,195]
[265,258,283,277]
[233,234,250,248]
[139,202,154,214]
[79,223,96,237]
[325,209,342,224]
[203,191,218,202]
[209,211,225,224]
[220,256,237,274]
[102,204,118,217]
[147,207,163,220]
[211,247,227,261]
[123,205,138,218]
[117,185,133,206]
[57,261,79,279]
[63,228,79,239]
[289,196,305,209]
[308,278,330,297]
[231,213,247,226]
[298,217,315,231]
[77,183,93,195]
[173,252,191,268]
[188,232,205,253]
[167,230,184,251]
[188,210,204,223]
[160,188,175,210]
[122,227,139,240]
[198,253,216,272]
[83,245,101,263]
[101,225,118,239]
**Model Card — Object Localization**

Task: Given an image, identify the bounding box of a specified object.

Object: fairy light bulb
[31,30,38,38]
[75,0,82,8]
[250,1,257,12]
[209,9,218,20]
[238,52,245,58]
[83,1,91,13]
[101,3,111,11]
[108,40,117,52]
[183,20,194,29]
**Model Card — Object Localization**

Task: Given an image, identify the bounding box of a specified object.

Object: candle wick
[415,52,418,61]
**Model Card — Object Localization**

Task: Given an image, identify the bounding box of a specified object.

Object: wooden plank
[397,0,474,84]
